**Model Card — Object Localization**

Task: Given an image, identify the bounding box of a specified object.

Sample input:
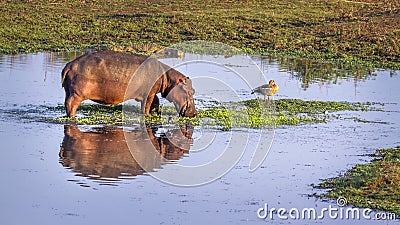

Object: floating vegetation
[41,99,383,130]
[316,146,400,215]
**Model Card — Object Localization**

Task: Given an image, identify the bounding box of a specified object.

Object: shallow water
[0,52,399,225]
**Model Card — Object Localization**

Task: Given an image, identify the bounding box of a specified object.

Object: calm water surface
[0,52,399,225]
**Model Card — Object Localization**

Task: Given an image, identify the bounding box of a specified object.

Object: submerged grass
[44,98,380,129]
[0,0,399,69]
[316,146,400,215]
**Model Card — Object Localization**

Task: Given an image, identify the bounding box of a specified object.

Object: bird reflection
[59,125,193,185]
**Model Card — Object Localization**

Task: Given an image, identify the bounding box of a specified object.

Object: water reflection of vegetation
[44,99,381,130]
[51,52,396,91]
[2,51,397,92]
[317,146,400,215]
[265,56,382,90]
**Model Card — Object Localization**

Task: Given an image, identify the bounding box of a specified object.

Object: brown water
[0,52,399,224]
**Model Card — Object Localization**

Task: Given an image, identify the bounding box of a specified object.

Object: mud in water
[0,52,399,224]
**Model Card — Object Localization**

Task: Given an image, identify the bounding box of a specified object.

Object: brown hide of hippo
[59,125,193,180]
[61,51,196,118]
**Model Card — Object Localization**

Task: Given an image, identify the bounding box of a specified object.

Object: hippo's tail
[61,66,70,88]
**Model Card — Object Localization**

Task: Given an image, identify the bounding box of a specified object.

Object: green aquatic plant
[44,98,381,130]
[316,146,400,215]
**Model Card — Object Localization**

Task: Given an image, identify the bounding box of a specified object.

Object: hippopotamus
[61,50,196,118]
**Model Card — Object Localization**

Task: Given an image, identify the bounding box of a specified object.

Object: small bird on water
[252,80,279,102]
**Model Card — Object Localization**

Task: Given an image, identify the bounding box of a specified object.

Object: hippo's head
[165,76,197,117]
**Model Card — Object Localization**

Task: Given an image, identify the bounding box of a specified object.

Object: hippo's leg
[64,87,70,103]
[140,101,145,114]
[150,95,160,114]
[143,94,156,114]
[63,87,71,116]
[65,93,83,118]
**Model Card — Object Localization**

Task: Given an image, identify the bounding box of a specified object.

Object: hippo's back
[62,51,148,87]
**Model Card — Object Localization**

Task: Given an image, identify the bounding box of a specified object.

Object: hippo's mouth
[178,100,196,117]
[179,101,189,116]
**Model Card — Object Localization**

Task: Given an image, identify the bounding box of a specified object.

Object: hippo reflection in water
[59,125,193,181]
[61,50,197,118]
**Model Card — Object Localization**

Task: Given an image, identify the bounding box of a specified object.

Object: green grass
[44,98,379,129]
[316,146,400,215]
[0,0,399,69]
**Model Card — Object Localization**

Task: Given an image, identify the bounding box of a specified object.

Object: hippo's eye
[179,78,187,85]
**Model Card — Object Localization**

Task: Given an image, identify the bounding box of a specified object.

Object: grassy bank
[0,0,399,69]
[317,146,400,215]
